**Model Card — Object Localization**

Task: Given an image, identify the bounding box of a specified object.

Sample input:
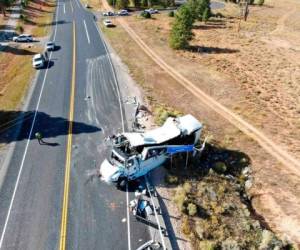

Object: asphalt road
[0,0,151,249]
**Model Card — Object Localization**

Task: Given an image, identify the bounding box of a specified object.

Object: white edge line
[75,0,80,8]
[0,2,60,248]
[94,21,130,249]
[83,20,90,44]
[126,184,131,250]
[145,176,166,249]
[64,3,65,14]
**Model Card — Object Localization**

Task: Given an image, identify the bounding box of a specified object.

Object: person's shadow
[38,138,60,147]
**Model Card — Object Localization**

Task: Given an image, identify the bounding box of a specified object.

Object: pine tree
[116,0,129,9]
[169,5,194,49]
[0,0,13,16]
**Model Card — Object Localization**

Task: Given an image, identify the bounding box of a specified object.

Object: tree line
[170,0,211,49]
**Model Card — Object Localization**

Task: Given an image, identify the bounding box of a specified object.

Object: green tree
[258,0,264,6]
[202,7,209,22]
[133,0,141,7]
[141,0,147,7]
[188,0,211,21]
[115,0,129,9]
[0,0,13,16]
[169,4,194,49]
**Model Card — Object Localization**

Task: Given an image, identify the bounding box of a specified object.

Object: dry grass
[20,0,56,37]
[81,0,102,10]
[0,0,55,133]
[0,45,39,111]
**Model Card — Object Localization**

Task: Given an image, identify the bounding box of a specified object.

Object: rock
[207,187,217,201]
[252,221,261,229]
[245,179,253,190]
[221,239,240,250]
[242,167,251,177]
[209,168,216,175]
[243,209,250,217]
[259,230,283,250]
[195,224,204,240]
[198,240,218,250]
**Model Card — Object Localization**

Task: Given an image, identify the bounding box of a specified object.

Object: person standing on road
[44,51,49,62]
[35,132,45,145]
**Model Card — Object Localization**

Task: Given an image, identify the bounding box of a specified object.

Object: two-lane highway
[0,0,151,249]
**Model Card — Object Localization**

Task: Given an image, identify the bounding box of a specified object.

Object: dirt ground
[100,0,300,246]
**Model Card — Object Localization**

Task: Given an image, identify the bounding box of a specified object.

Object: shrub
[173,187,187,212]
[141,11,151,18]
[181,216,191,235]
[168,10,174,17]
[187,203,197,216]
[202,7,209,22]
[213,161,227,174]
[169,5,194,49]
[215,12,224,18]
[16,24,24,33]
[165,174,178,185]
[183,182,192,193]
[258,0,264,6]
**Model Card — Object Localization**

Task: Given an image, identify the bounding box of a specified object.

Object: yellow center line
[59,21,76,250]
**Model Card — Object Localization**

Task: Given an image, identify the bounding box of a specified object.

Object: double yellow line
[59,21,76,250]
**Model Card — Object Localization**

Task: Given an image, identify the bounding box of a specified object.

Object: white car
[145,8,158,14]
[32,54,46,69]
[118,9,129,16]
[46,41,55,51]
[12,34,33,42]
[103,19,114,27]
[103,11,114,16]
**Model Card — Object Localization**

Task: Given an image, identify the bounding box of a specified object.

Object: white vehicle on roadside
[32,54,46,69]
[12,34,33,42]
[103,19,114,27]
[100,114,204,189]
[103,11,114,16]
[118,9,129,16]
[46,41,55,51]
[145,8,159,14]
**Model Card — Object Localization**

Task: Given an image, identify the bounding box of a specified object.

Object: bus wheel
[118,178,127,190]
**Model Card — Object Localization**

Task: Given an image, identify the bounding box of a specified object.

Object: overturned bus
[100,114,203,188]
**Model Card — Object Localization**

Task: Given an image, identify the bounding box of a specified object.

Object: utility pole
[237,0,249,32]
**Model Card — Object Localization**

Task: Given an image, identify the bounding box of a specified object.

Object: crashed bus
[100,114,203,188]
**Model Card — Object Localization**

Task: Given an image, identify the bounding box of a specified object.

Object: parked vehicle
[145,8,159,14]
[103,19,114,27]
[118,9,129,16]
[46,41,55,51]
[100,114,204,189]
[103,11,114,16]
[32,54,46,69]
[12,34,33,42]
